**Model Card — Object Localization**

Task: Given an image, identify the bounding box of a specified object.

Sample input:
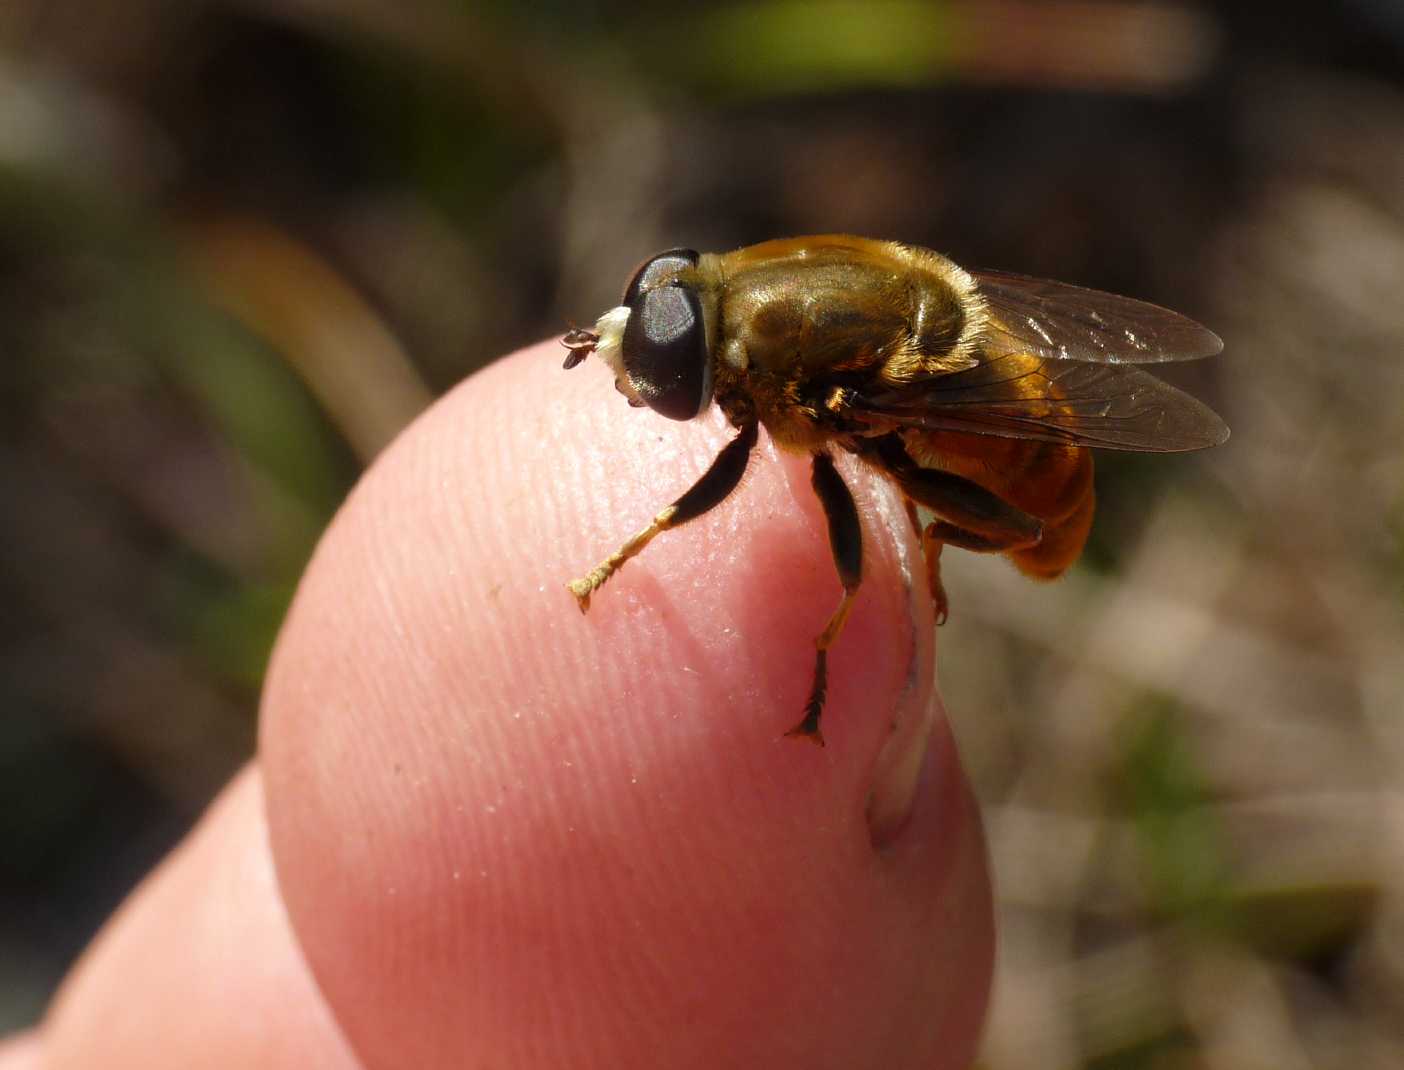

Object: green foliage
[1116,699,1231,926]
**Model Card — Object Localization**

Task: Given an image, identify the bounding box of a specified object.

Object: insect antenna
[561,323,600,369]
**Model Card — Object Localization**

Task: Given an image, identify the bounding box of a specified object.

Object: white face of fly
[589,305,644,406]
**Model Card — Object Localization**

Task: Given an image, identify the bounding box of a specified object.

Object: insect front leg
[784,452,863,747]
[568,421,758,611]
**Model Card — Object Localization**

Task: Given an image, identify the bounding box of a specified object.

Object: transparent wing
[851,351,1229,452]
[974,270,1224,364]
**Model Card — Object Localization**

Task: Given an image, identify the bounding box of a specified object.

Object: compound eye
[622,248,700,308]
[621,279,711,421]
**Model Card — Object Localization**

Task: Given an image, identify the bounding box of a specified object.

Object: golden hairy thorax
[684,235,1094,578]
[692,236,986,450]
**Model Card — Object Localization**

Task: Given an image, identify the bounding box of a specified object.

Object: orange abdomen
[913,431,1095,579]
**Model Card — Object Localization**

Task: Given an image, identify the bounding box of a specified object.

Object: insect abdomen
[1007,444,1095,579]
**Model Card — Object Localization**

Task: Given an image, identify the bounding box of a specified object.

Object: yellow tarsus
[566,506,679,613]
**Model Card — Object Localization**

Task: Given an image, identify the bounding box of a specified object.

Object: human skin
[19,339,993,1069]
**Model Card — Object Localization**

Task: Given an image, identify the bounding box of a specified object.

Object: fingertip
[260,339,993,1068]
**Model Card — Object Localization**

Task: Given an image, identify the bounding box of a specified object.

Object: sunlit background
[4,2,1403,1064]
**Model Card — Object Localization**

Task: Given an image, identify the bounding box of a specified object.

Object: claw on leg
[783,587,857,746]
[566,508,676,612]
[907,501,949,625]
[785,649,828,747]
[923,531,949,626]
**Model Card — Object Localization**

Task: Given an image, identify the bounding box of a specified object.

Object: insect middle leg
[784,452,863,747]
[568,421,758,611]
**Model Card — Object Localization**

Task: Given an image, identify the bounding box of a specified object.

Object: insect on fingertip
[558,235,1229,747]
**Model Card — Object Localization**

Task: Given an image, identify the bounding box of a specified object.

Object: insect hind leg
[916,518,1029,624]
[874,436,1043,623]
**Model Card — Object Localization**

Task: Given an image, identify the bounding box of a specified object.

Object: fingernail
[866,685,940,847]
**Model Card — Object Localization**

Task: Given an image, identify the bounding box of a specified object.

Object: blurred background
[3,1,1402,1064]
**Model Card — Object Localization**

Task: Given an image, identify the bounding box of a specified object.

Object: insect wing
[852,351,1229,452]
[974,270,1224,364]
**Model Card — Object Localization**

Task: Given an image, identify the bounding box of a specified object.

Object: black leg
[872,435,1043,546]
[785,452,863,747]
[869,436,1042,625]
[923,520,1015,554]
[568,421,759,611]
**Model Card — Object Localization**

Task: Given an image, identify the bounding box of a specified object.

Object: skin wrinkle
[861,473,939,848]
